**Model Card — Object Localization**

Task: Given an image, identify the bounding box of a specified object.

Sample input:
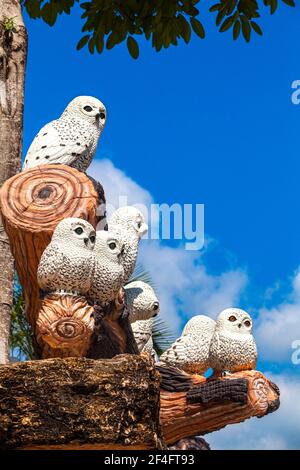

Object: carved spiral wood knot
[36,294,95,358]
[0,164,100,232]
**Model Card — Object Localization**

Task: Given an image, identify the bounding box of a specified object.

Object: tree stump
[0,164,103,357]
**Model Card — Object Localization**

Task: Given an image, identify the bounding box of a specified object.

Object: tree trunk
[0,0,27,363]
[0,355,163,450]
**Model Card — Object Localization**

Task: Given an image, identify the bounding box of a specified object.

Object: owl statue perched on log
[160,309,257,376]
[160,315,216,374]
[23,96,106,172]
[37,218,96,296]
[209,308,258,375]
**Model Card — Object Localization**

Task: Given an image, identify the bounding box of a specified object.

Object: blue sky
[22,3,300,449]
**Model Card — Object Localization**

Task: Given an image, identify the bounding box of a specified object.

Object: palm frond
[9,276,34,361]
[152,317,176,356]
[127,264,156,289]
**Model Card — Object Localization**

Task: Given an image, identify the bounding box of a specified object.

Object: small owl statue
[124,280,160,323]
[107,206,148,282]
[37,218,96,296]
[23,96,106,172]
[86,230,125,304]
[160,315,216,374]
[209,308,258,375]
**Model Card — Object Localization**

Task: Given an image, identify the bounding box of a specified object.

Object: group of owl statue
[24,95,258,376]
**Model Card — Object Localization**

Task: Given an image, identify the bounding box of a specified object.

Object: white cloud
[208,372,300,450]
[89,159,248,334]
[89,159,153,219]
[255,269,300,363]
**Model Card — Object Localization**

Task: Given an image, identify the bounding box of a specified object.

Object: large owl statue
[23,96,106,172]
[107,206,148,282]
[124,280,159,323]
[86,230,125,304]
[159,315,216,374]
[37,218,96,295]
[209,308,258,375]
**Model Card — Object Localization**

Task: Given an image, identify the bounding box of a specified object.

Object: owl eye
[99,112,106,120]
[109,242,117,250]
[75,227,84,235]
[244,320,251,327]
[229,315,237,322]
[83,105,93,112]
[89,235,95,243]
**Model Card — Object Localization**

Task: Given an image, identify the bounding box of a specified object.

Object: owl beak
[238,323,242,328]
[84,237,89,246]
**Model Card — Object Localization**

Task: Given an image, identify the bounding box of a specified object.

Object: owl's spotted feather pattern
[131,318,154,353]
[37,218,96,295]
[87,230,125,304]
[108,207,148,283]
[23,96,106,172]
[209,308,257,373]
[160,315,216,374]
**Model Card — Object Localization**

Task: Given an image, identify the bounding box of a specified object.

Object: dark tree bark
[0,0,27,363]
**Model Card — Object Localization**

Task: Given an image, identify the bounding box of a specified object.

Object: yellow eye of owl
[229,315,237,322]
[244,320,251,327]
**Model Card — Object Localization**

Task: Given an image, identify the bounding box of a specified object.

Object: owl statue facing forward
[160,315,216,374]
[23,96,106,172]
[108,206,148,282]
[86,230,125,304]
[209,308,257,375]
[37,218,96,296]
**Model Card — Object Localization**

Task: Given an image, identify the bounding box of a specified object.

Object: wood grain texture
[159,369,280,445]
[0,164,102,333]
[0,357,280,449]
[0,355,163,450]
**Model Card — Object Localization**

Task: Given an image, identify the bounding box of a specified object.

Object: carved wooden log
[159,368,280,445]
[0,356,163,450]
[0,164,102,356]
[0,356,280,449]
[36,294,95,358]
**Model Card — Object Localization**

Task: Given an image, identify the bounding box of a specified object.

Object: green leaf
[281,0,295,5]
[190,18,205,38]
[96,36,104,54]
[270,0,278,13]
[209,4,221,12]
[76,35,90,50]
[250,20,263,35]
[219,15,235,32]
[41,3,58,26]
[177,14,191,43]
[233,19,241,39]
[88,38,95,54]
[241,16,251,42]
[216,9,227,26]
[127,36,139,59]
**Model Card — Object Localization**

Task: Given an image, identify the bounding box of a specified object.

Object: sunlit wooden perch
[0,356,280,449]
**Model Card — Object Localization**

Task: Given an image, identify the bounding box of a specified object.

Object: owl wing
[23,120,91,169]
[37,243,64,289]
[131,320,152,352]
[160,334,192,367]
